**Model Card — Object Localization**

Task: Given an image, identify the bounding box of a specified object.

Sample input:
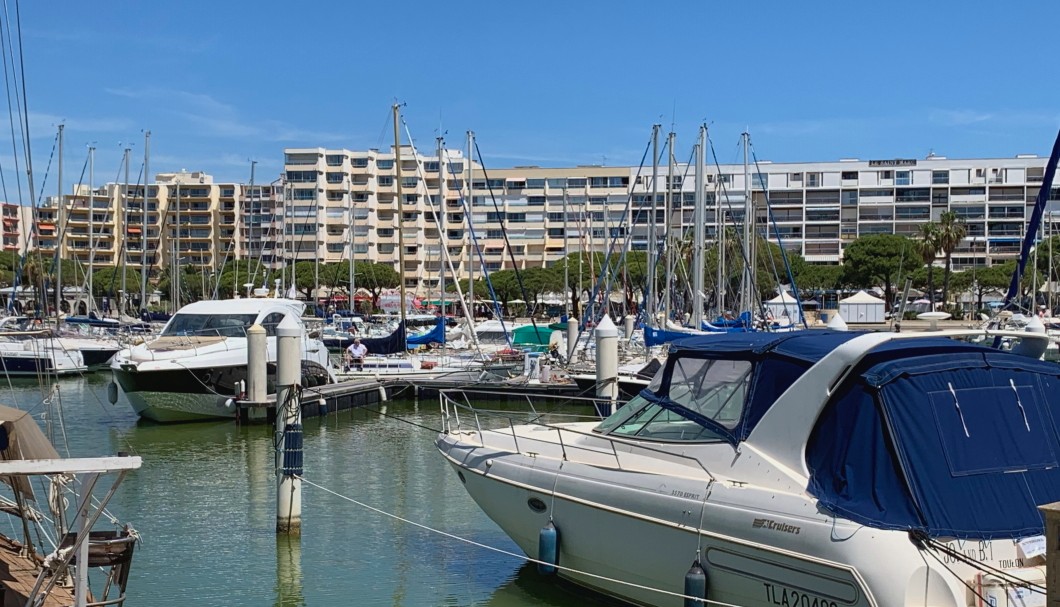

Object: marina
[23,374,608,607]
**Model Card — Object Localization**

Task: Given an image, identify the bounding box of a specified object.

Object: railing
[438,390,716,480]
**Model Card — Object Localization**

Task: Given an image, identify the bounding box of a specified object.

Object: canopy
[407,317,445,347]
[808,348,1060,539]
[766,292,798,304]
[0,404,60,499]
[839,290,884,304]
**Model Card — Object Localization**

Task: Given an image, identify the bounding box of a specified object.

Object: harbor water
[13,374,616,606]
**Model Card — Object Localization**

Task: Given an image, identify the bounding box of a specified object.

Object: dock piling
[247,324,266,402]
[595,315,618,416]
[276,316,303,535]
[566,317,578,363]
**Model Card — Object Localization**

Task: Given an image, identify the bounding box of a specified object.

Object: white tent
[839,290,885,324]
[764,291,799,320]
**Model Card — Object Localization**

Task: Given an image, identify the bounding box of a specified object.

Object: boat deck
[0,534,74,607]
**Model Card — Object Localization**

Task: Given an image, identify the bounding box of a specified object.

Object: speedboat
[438,329,1057,607]
[111,297,334,422]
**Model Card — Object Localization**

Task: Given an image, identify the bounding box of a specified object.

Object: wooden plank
[0,456,141,476]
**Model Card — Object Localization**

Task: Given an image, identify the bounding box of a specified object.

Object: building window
[377,176,394,187]
[790,173,802,182]
[895,171,911,186]
[377,159,394,170]
[351,158,369,168]
[841,171,857,180]
[325,155,344,166]
[932,170,949,185]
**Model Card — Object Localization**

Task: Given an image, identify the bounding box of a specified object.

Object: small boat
[111,296,334,422]
[438,328,1057,607]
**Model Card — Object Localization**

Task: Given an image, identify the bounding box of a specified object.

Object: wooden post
[1040,501,1060,607]
[276,315,302,535]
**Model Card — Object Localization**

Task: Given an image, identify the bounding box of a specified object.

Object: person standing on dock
[345,337,367,372]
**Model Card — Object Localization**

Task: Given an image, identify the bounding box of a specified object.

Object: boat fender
[318,398,327,417]
[281,423,304,476]
[537,520,559,575]
[683,559,707,607]
[107,382,119,405]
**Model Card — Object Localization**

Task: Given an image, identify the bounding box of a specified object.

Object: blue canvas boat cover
[407,317,445,347]
[807,347,1060,539]
[361,321,407,355]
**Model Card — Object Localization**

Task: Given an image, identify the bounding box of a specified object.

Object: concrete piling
[595,315,619,416]
[276,315,303,535]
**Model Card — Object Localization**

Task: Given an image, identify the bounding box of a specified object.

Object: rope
[296,474,736,607]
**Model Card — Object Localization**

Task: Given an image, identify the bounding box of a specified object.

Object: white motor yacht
[111,297,333,422]
[438,329,1056,607]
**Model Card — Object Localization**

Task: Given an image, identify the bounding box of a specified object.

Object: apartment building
[284,146,1060,292]
[34,171,286,279]
[14,148,1060,296]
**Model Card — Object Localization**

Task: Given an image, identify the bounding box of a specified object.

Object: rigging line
[922,535,1045,592]
[751,143,806,328]
[12,0,30,208]
[709,139,764,322]
[570,132,654,351]
[918,540,996,605]
[0,0,24,208]
[297,473,734,607]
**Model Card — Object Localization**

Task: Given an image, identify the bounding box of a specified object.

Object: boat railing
[439,390,715,480]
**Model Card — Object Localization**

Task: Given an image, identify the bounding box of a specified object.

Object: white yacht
[438,329,1055,607]
[111,298,333,422]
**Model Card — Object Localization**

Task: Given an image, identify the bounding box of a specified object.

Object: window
[260,313,286,336]
[932,170,949,185]
[879,170,893,180]
[526,179,546,189]
[351,158,369,168]
[895,171,911,186]
[790,173,802,182]
[162,313,257,338]
[547,178,567,188]
[377,159,394,170]
[325,155,344,166]
[841,171,857,180]
[326,172,344,184]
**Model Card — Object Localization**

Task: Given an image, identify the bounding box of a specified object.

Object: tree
[841,234,913,311]
[971,264,1011,311]
[916,222,940,307]
[354,262,400,311]
[91,266,143,298]
[794,264,844,298]
[936,211,968,304]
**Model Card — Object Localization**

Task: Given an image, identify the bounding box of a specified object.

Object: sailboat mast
[741,131,753,313]
[87,146,95,313]
[692,124,706,328]
[465,130,474,319]
[393,104,407,326]
[175,181,182,309]
[563,185,569,317]
[437,136,446,322]
[140,131,149,314]
[55,124,63,317]
[663,131,675,323]
[648,124,659,324]
[121,147,130,312]
[347,160,355,311]
[242,160,256,297]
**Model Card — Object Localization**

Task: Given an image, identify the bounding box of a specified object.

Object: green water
[6,374,616,606]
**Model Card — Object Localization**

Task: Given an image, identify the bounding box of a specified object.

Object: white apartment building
[14,148,1059,297]
[284,146,1060,292]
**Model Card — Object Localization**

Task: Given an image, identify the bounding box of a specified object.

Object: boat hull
[112,361,332,423]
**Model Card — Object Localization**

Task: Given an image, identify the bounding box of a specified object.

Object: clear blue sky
[8,0,1060,192]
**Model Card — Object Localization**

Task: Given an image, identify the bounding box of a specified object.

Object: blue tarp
[644,325,705,348]
[361,321,407,355]
[407,317,446,347]
[808,349,1060,539]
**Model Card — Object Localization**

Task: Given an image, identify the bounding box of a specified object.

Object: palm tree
[917,222,940,308]
[936,210,968,305]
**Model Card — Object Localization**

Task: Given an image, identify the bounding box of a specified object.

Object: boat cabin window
[162,313,258,338]
[260,313,286,337]
[594,395,730,442]
[667,358,752,430]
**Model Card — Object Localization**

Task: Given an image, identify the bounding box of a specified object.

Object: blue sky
[7,0,1060,194]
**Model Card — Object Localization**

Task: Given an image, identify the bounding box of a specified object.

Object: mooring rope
[296,474,745,607]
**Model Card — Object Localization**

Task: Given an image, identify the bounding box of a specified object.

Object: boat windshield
[593,359,751,442]
[162,313,258,338]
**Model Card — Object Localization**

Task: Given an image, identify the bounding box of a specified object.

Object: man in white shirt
[346,337,367,371]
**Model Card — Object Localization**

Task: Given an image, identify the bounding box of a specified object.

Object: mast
[139,132,149,315]
[663,131,675,323]
[648,124,659,324]
[121,147,130,313]
[563,185,569,317]
[437,136,446,323]
[87,146,95,314]
[692,124,706,328]
[716,154,726,317]
[465,130,474,319]
[242,160,257,297]
[393,104,407,327]
[55,124,63,317]
[741,131,753,313]
[347,159,355,311]
[174,180,181,309]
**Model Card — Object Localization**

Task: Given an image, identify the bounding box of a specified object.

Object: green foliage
[90,266,143,297]
[840,234,913,310]
[794,263,844,296]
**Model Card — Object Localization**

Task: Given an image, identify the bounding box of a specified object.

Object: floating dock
[236,378,385,423]
[384,377,586,399]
